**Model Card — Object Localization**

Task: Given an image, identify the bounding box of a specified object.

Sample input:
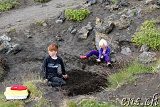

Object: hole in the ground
[62,70,108,96]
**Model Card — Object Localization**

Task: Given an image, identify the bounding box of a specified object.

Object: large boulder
[114,16,132,30]
[95,21,114,34]
[137,52,157,64]
[77,22,93,39]
[121,47,132,56]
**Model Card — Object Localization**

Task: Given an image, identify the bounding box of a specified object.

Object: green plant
[132,9,136,15]
[35,21,44,25]
[108,60,155,89]
[132,20,160,50]
[23,81,42,98]
[35,98,49,107]
[0,1,21,11]
[112,0,116,3]
[10,28,16,32]
[65,8,90,21]
[34,0,49,3]
[65,99,114,107]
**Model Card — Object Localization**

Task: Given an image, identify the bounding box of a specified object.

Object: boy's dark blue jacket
[41,55,66,80]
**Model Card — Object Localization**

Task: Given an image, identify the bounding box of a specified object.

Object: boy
[41,44,68,87]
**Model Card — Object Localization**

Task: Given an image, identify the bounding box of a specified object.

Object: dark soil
[62,70,108,96]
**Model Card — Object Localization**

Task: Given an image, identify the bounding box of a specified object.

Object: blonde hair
[99,39,107,48]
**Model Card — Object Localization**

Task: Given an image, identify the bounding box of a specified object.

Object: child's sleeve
[105,46,110,56]
[60,57,66,75]
[41,58,47,80]
[98,48,102,60]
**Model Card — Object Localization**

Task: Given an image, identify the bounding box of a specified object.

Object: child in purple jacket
[81,39,111,66]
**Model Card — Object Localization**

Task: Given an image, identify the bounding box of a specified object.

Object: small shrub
[112,0,116,3]
[10,28,16,32]
[132,20,160,50]
[0,1,21,11]
[35,21,44,25]
[65,8,90,21]
[23,81,42,98]
[34,0,49,3]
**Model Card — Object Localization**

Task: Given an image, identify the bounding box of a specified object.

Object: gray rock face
[156,0,160,5]
[85,0,97,5]
[57,10,66,21]
[0,34,22,54]
[114,16,131,30]
[138,52,157,64]
[140,45,149,52]
[7,44,22,54]
[0,34,11,42]
[121,47,132,56]
[95,21,114,34]
[120,1,129,7]
[77,22,93,39]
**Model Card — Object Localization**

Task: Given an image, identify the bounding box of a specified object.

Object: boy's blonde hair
[99,39,107,48]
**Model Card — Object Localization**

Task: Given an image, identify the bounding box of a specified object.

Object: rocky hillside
[0,0,160,106]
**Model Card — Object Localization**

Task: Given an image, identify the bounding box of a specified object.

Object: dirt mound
[95,73,160,106]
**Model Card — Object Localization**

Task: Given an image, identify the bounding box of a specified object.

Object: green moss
[132,20,160,50]
[65,99,115,107]
[23,81,42,98]
[35,21,44,25]
[0,1,21,11]
[9,28,16,32]
[108,60,155,89]
[65,8,90,21]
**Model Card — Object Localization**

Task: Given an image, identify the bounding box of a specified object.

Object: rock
[121,47,132,56]
[0,34,11,42]
[7,44,22,54]
[0,41,11,53]
[71,29,77,34]
[120,1,129,7]
[27,35,32,38]
[99,0,110,4]
[138,52,157,64]
[114,17,131,30]
[96,17,101,24]
[145,0,154,5]
[56,35,63,41]
[140,45,149,52]
[56,19,63,23]
[57,10,66,21]
[68,26,74,32]
[77,27,89,39]
[95,21,114,34]
[85,22,93,30]
[156,0,160,5]
[85,0,97,5]
[77,22,93,39]
[42,23,47,27]
[119,35,131,42]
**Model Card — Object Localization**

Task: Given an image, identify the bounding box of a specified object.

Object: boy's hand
[43,79,48,84]
[96,59,101,62]
[62,74,68,79]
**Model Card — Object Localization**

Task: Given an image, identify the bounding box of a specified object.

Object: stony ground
[0,0,160,106]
